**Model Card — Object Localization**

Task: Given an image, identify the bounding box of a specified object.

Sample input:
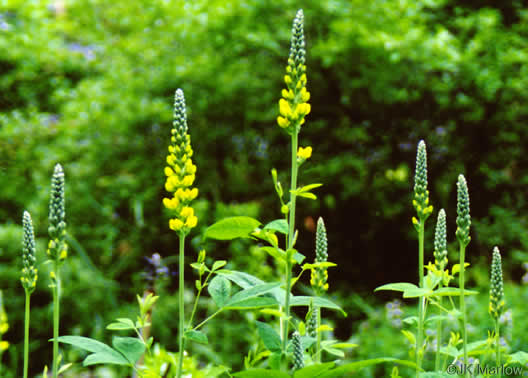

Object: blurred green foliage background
[1,0,528,375]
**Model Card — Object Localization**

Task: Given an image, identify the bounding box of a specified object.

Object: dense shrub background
[1,0,528,375]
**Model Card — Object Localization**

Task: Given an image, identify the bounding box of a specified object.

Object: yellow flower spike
[164,167,174,176]
[182,175,195,186]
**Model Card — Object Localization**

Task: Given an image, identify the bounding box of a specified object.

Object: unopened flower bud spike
[433,209,447,371]
[456,174,471,378]
[47,164,67,378]
[21,211,37,378]
[412,140,432,378]
[490,247,505,377]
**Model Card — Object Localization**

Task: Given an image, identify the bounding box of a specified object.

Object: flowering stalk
[163,89,198,378]
[412,140,433,377]
[47,164,66,378]
[489,247,504,378]
[21,211,38,378]
[277,9,311,370]
[277,9,312,369]
[455,174,471,378]
[433,209,447,371]
[292,331,304,370]
[310,217,328,362]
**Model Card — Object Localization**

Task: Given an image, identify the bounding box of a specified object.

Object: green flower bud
[47,164,67,261]
[289,10,306,74]
[489,247,505,320]
[413,140,433,222]
[306,305,317,338]
[434,209,448,270]
[173,88,188,140]
[311,217,329,294]
[455,174,471,247]
[292,331,304,370]
[21,211,38,294]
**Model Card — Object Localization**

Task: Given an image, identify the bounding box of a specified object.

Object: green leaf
[83,351,130,366]
[260,246,286,262]
[290,296,346,316]
[374,282,419,292]
[508,351,528,365]
[225,283,281,307]
[208,275,231,307]
[296,192,317,200]
[269,352,282,370]
[318,358,421,377]
[107,318,136,331]
[205,216,261,240]
[112,337,145,365]
[294,362,335,378]
[321,340,345,358]
[184,330,209,345]
[57,336,118,354]
[224,297,278,309]
[217,270,286,304]
[402,288,431,298]
[233,369,289,378]
[298,183,323,192]
[212,260,227,271]
[256,321,281,352]
[431,287,479,297]
[292,251,306,264]
[263,220,289,235]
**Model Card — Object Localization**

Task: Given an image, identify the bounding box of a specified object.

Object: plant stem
[52,264,60,378]
[23,291,30,378]
[435,284,443,371]
[281,131,299,370]
[177,233,186,378]
[496,319,501,378]
[459,243,468,378]
[416,222,424,378]
[316,306,321,363]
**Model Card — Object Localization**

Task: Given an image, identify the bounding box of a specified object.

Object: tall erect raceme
[434,209,448,271]
[456,175,471,247]
[47,164,67,262]
[163,89,198,233]
[489,247,505,320]
[277,9,311,135]
[412,140,433,225]
[21,211,38,293]
[311,217,329,294]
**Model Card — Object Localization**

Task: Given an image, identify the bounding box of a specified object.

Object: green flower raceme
[306,306,317,338]
[310,217,328,293]
[489,247,505,320]
[163,89,198,233]
[292,331,304,370]
[412,140,433,226]
[434,209,448,270]
[277,9,311,135]
[455,174,471,247]
[47,164,67,262]
[21,211,38,294]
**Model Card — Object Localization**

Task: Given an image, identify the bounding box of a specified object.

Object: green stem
[192,309,222,331]
[176,233,186,378]
[52,264,60,378]
[496,319,501,378]
[459,243,468,378]
[435,284,443,371]
[315,306,321,363]
[416,222,424,378]
[23,291,30,378]
[281,131,299,370]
